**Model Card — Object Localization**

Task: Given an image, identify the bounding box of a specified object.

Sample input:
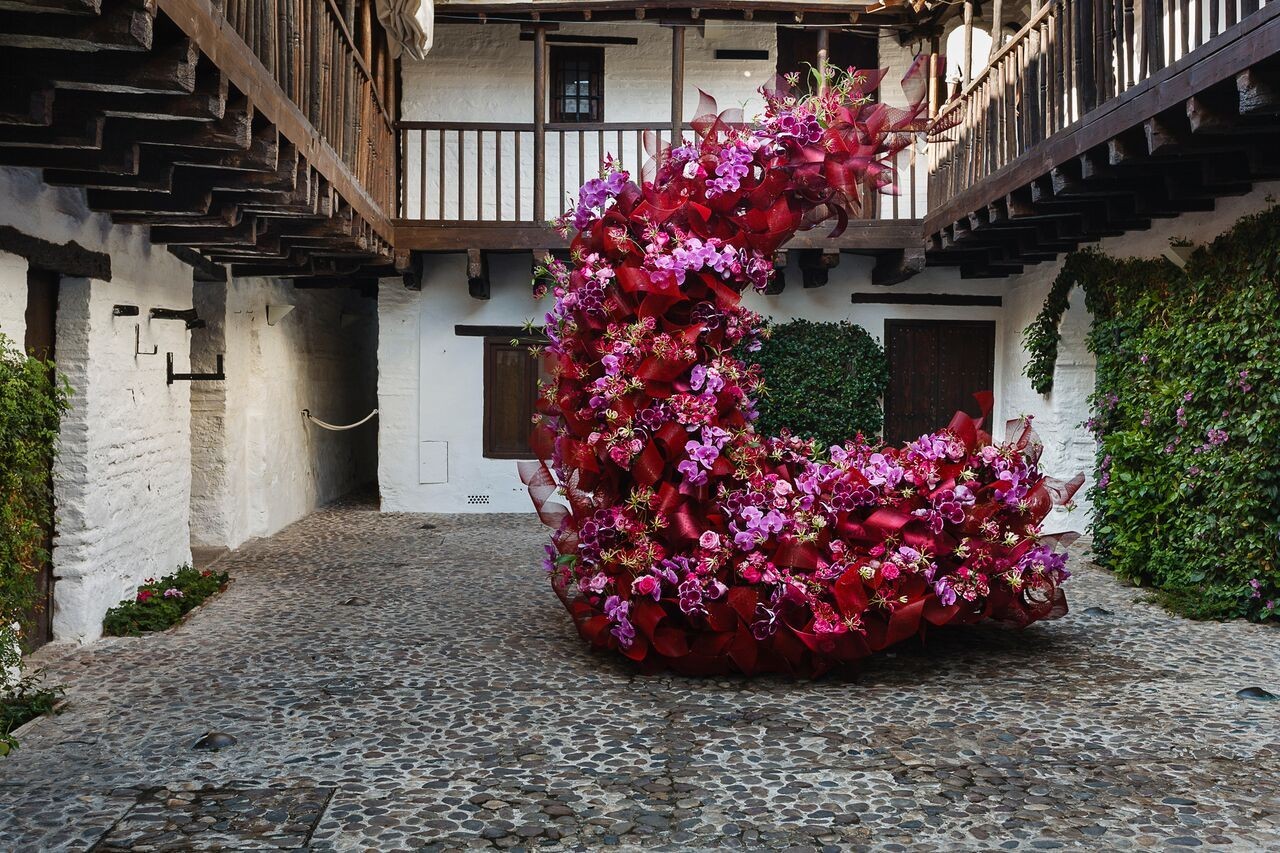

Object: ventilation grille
[466,494,490,506]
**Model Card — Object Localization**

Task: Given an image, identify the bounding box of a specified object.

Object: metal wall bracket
[167,352,224,385]
[150,307,205,329]
[135,325,158,356]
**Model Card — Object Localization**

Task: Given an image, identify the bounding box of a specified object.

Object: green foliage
[746,319,888,449]
[102,565,230,637]
[0,335,68,678]
[1024,209,1280,622]
[1021,250,1115,394]
[0,673,64,755]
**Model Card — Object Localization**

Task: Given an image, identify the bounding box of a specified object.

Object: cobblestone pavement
[2,501,1278,852]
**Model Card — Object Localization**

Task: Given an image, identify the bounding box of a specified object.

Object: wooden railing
[398,121,928,225]
[928,0,1272,209]
[222,0,396,217]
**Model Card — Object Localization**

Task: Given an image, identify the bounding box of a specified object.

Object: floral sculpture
[522,66,1083,676]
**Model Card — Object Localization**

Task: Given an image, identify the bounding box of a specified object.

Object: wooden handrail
[397,121,698,132]
[397,119,927,225]
[322,0,392,127]
[926,0,1272,217]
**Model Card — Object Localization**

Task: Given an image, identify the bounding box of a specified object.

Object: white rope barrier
[301,408,379,431]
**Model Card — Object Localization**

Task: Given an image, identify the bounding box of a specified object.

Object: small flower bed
[102,565,230,637]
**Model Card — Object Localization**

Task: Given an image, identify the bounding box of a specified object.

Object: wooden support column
[928,35,941,117]
[671,24,685,145]
[817,28,830,94]
[962,1,975,85]
[533,24,547,222]
[989,0,1003,59]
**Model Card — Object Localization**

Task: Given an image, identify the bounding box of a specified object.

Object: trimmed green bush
[1022,209,1280,621]
[102,565,230,637]
[746,319,888,450]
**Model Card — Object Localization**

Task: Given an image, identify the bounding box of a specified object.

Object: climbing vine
[0,335,68,680]
[745,318,888,450]
[1023,208,1280,621]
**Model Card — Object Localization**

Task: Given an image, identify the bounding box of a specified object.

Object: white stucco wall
[0,165,384,644]
[0,253,28,345]
[378,253,1012,514]
[0,165,201,645]
[190,278,378,550]
[401,23,930,221]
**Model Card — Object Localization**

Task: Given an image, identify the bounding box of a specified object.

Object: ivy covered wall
[1022,209,1280,621]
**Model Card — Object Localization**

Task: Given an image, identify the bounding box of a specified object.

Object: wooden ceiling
[0,0,395,285]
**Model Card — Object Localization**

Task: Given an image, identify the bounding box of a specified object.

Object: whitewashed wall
[401,23,930,222]
[0,165,382,644]
[190,278,378,550]
[0,168,200,644]
[378,254,1009,514]
[0,253,28,344]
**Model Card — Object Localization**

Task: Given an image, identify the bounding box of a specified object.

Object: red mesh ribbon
[521,65,1080,677]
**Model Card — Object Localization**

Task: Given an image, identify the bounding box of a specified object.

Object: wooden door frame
[22,268,59,650]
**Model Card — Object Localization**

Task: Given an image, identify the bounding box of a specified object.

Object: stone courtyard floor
[2,501,1278,852]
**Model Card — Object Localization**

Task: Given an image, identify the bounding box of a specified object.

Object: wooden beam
[871,248,926,285]
[671,24,686,144]
[467,248,490,299]
[168,244,227,281]
[394,220,926,252]
[0,224,111,279]
[533,25,547,222]
[154,0,393,243]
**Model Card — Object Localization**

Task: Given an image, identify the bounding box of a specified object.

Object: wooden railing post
[963,1,975,85]
[817,28,830,95]
[533,25,547,222]
[928,36,941,117]
[670,24,686,146]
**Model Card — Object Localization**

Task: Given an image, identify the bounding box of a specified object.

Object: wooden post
[989,0,1003,59]
[928,35,941,116]
[817,27,830,94]
[962,1,975,85]
[360,0,372,64]
[671,25,685,145]
[533,25,547,222]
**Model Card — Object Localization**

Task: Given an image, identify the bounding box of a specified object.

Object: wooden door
[22,269,58,651]
[883,320,995,446]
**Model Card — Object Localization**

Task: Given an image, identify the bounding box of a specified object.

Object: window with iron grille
[551,46,604,123]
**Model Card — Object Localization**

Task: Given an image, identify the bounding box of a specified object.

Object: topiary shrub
[1022,209,1280,622]
[745,319,888,449]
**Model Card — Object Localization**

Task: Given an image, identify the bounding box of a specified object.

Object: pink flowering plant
[102,565,230,636]
[523,68,1083,675]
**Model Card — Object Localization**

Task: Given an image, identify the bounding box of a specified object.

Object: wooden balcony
[0,0,398,281]
[393,119,931,288]
[925,0,1280,276]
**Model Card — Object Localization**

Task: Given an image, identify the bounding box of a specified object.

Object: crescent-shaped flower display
[521,66,1084,677]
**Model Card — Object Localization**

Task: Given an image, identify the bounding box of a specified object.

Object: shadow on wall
[189,278,378,550]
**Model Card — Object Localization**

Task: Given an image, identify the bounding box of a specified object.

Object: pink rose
[632,575,662,601]
[699,531,721,550]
